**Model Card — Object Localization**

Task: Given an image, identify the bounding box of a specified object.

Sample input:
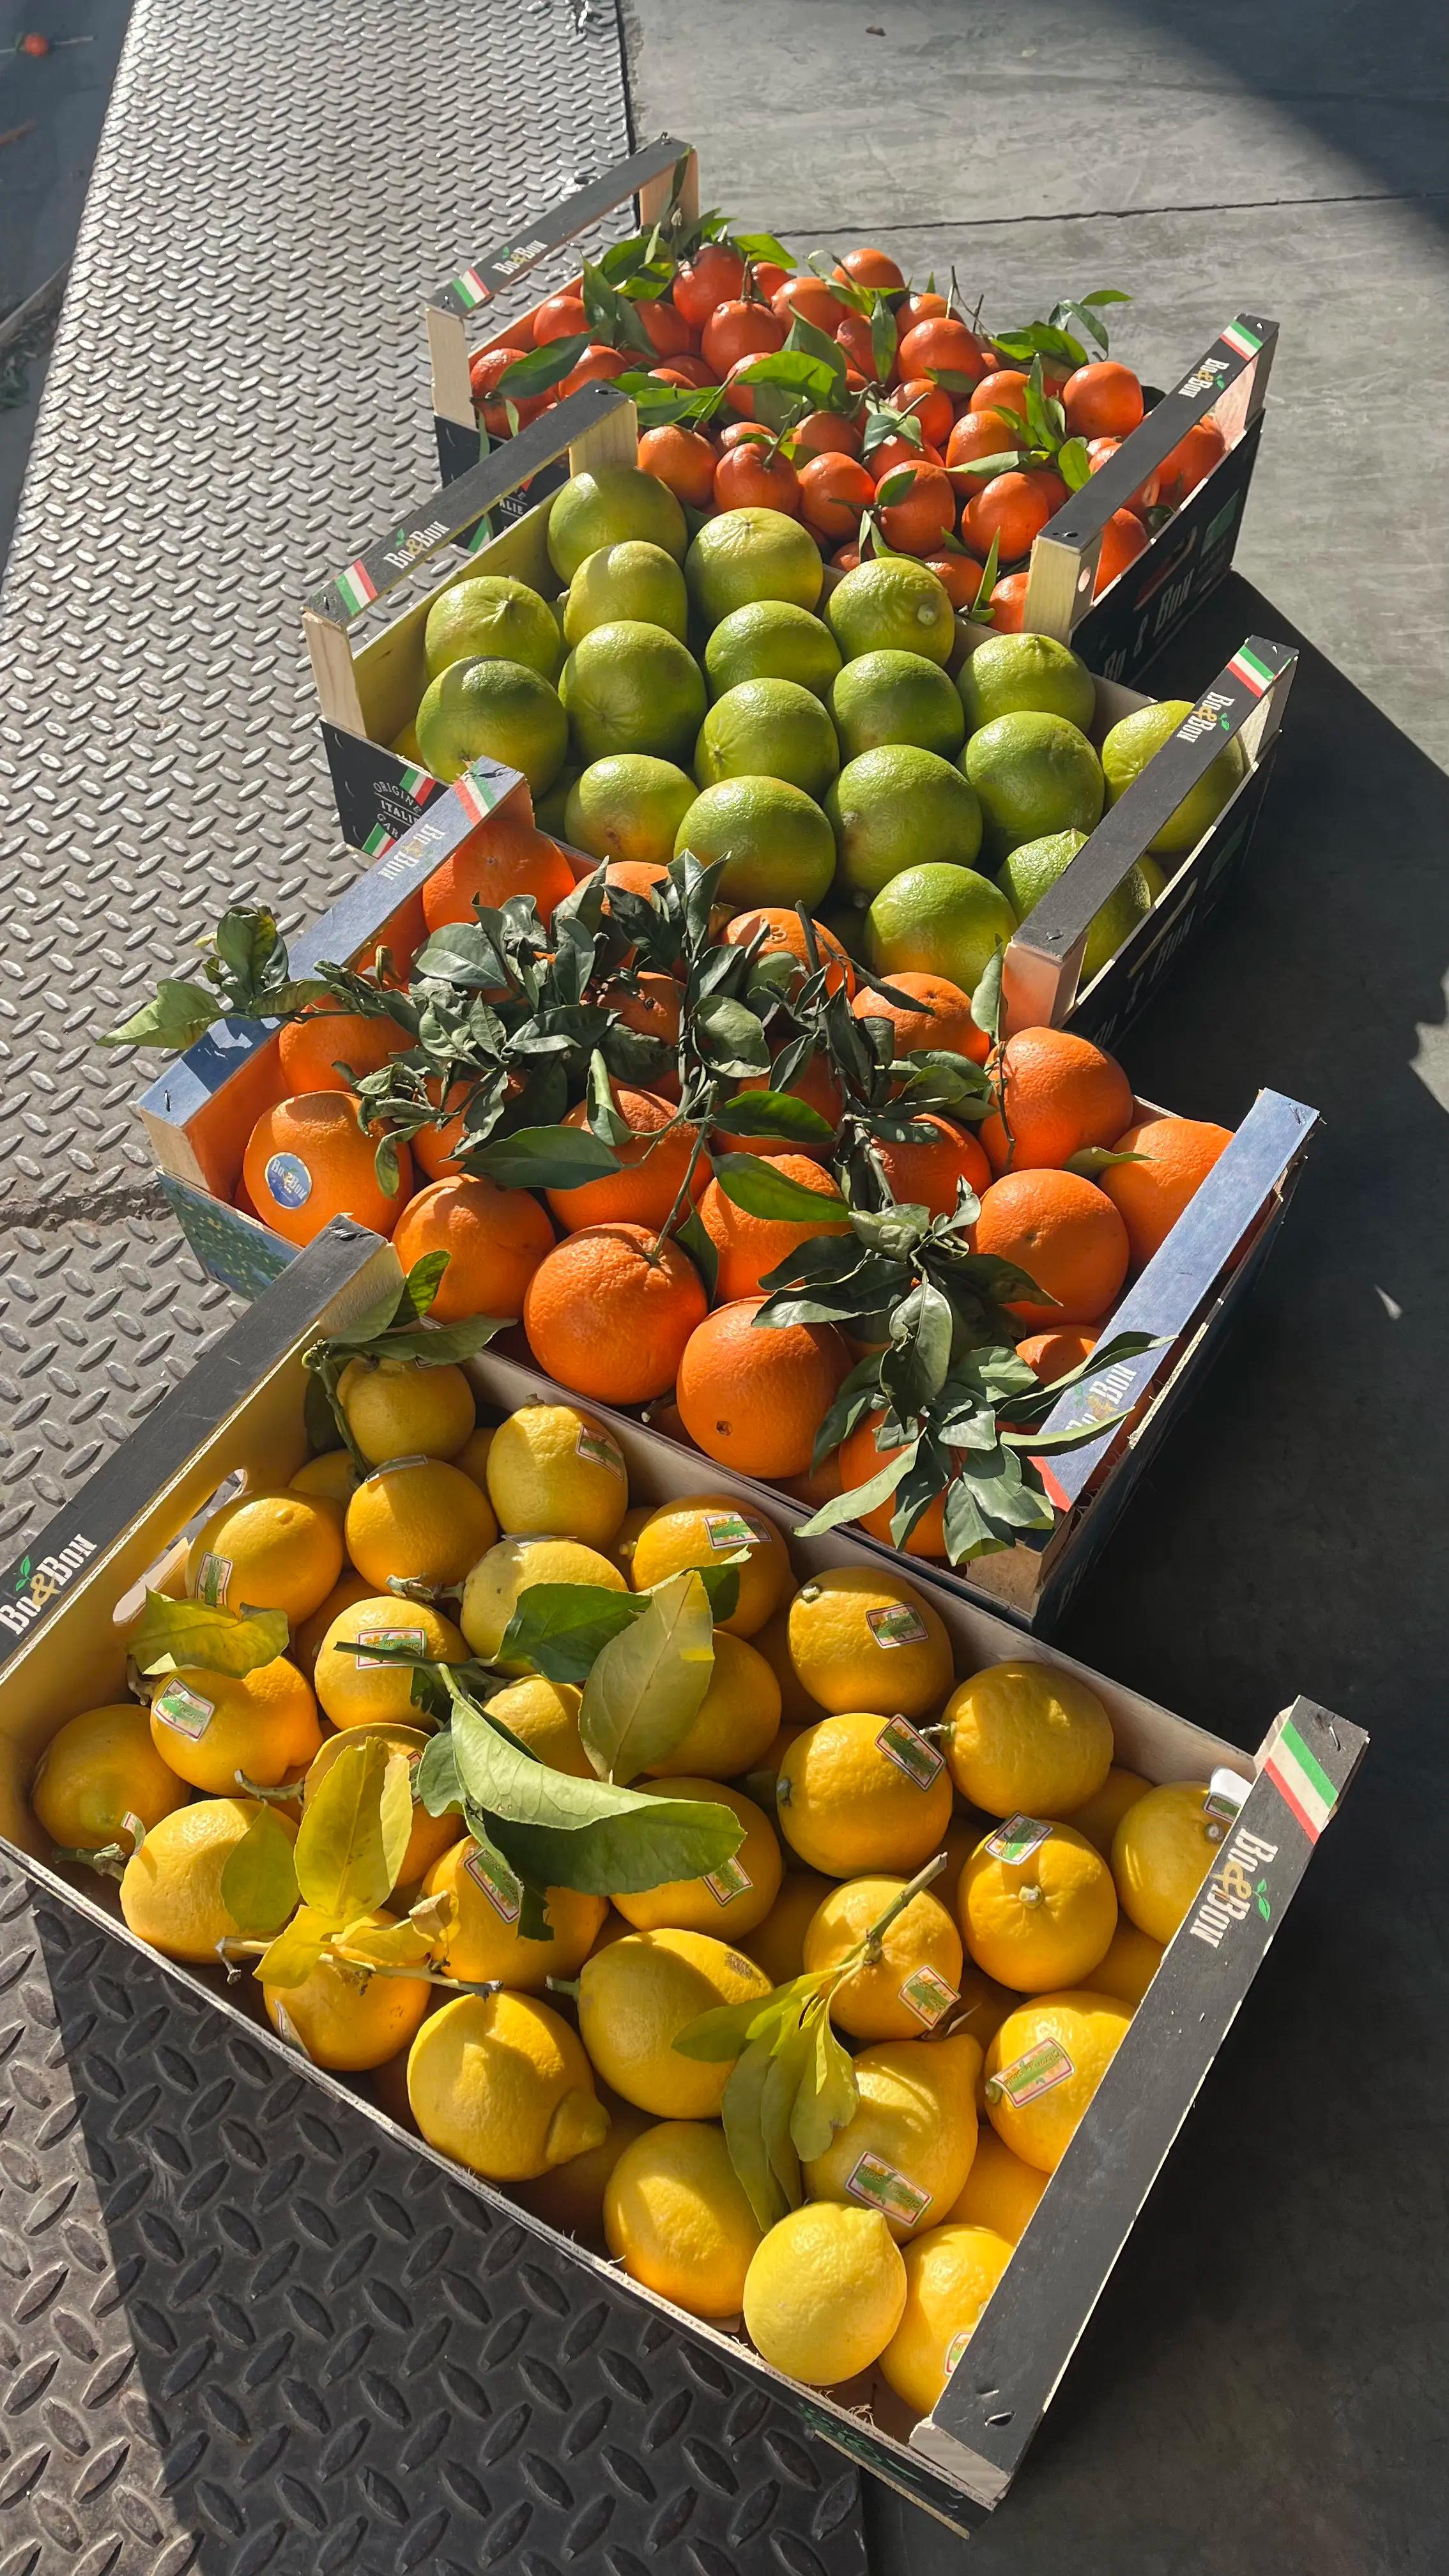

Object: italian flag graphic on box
[1227,644,1275,697]
[451,266,491,310]
[360,822,395,857]
[453,764,505,827]
[1263,1715,1338,1841]
[1221,320,1262,363]
[397,764,434,802]
[335,558,378,617]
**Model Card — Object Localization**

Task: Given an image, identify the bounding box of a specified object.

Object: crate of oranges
[422,138,1276,688]
[118,762,1317,1635]
[0,1227,1365,2531]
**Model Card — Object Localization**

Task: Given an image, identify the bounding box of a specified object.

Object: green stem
[854,1850,948,1965]
[233,1773,304,1805]
[651,1101,714,1254]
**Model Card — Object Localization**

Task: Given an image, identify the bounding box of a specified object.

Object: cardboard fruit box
[420,138,1276,684]
[135,762,1318,1637]
[302,378,1297,1064]
[0,1224,1367,2535]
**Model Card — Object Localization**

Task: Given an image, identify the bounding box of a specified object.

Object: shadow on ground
[868,571,1449,2573]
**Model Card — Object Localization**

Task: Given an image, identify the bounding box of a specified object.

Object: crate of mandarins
[116,760,1315,1636]
[424,137,1275,685]
[0,1225,1365,2533]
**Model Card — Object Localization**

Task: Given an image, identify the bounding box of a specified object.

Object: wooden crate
[421,138,1276,684]
[0,1224,1367,2533]
[134,761,1319,1634]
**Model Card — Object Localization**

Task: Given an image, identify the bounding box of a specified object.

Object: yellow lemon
[576,1927,770,2116]
[750,1604,823,1726]
[452,1424,496,1490]
[513,2086,654,2237]
[186,1489,342,1624]
[942,1660,1114,1818]
[954,1962,1022,2110]
[339,1355,476,1464]
[935,1805,991,1887]
[742,1721,808,1814]
[293,1572,373,1678]
[484,1673,591,1777]
[802,1874,963,2040]
[1065,1763,1150,1857]
[119,1798,296,1962]
[983,1988,1131,2172]
[302,1722,461,1885]
[264,1910,432,2069]
[802,2032,980,2239]
[313,1596,468,1729]
[613,1779,781,1939]
[786,1567,953,1720]
[1112,1779,1221,1942]
[641,1633,782,1780]
[958,1817,1117,1992]
[743,2204,907,2385]
[289,1450,360,1514]
[742,1869,834,1985]
[31,1704,187,1851]
[604,2119,764,2318]
[423,1838,606,1988]
[344,1457,497,1590]
[148,1658,321,1795]
[485,1402,629,1549]
[629,1494,790,1637]
[880,2222,1013,2417]
[944,2126,1046,2241]
[461,1535,627,1664]
[408,1990,608,2181]
[777,1710,953,1877]
[1089,1917,1163,2007]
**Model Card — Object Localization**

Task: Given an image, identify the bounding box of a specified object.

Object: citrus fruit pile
[32,1353,1237,2414]
[468,193,1229,628]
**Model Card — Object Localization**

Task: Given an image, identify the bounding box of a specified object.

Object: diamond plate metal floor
[0,0,871,2559]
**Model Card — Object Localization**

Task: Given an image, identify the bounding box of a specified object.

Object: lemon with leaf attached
[263,1910,432,2069]
[576,1927,770,2117]
[119,1798,297,1963]
[604,2119,764,2319]
[312,1597,468,1731]
[461,1535,627,1664]
[611,1779,781,1940]
[802,1874,963,2040]
[148,1657,321,1795]
[423,1838,606,1989]
[30,1704,187,1853]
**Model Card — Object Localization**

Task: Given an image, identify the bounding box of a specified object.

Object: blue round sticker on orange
[264,1152,313,1210]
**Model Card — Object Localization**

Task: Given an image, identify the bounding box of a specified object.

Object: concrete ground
[624,6,1449,2571]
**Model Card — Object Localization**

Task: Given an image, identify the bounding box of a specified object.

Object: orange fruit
[715,439,801,515]
[791,408,864,459]
[411,1078,473,1182]
[546,1089,705,1234]
[420,808,576,933]
[277,1004,410,1096]
[1015,1326,1099,1383]
[392,1176,555,1321]
[1154,417,1227,510]
[837,1414,946,1557]
[875,461,957,556]
[1100,1116,1233,1268]
[969,371,1031,424]
[702,298,785,376]
[894,379,954,449]
[833,247,906,292]
[639,424,717,509]
[896,318,989,385]
[922,551,986,610]
[470,348,551,435]
[772,275,850,335]
[972,1170,1129,1327]
[242,1094,411,1248]
[836,310,894,383]
[722,908,855,997]
[946,409,1022,473]
[1092,507,1149,596]
[524,1223,707,1403]
[1087,436,1158,516]
[867,432,942,482]
[799,451,876,541]
[869,1114,989,1218]
[1062,362,1144,440]
[715,1055,842,1161]
[988,571,1029,631]
[637,297,696,358]
[604,864,671,903]
[533,292,588,344]
[558,344,631,399]
[676,1299,851,1478]
[962,470,1054,565]
[698,1154,850,1300]
[671,244,745,330]
[597,969,682,1094]
[978,1028,1135,1174]
[851,970,988,1068]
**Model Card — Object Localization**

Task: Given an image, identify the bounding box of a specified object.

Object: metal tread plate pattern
[0,0,868,2557]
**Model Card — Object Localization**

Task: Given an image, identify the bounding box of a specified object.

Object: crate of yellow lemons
[29,1337,1241,2427]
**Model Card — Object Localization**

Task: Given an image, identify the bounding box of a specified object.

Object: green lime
[686,508,824,627]
[423,573,564,684]
[866,864,1018,995]
[564,756,698,866]
[675,776,836,911]
[1101,700,1248,854]
[826,745,983,901]
[533,769,578,835]
[998,831,1153,981]
[956,631,1096,735]
[563,542,689,646]
[1137,854,1169,901]
[824,558,956,668]
[829,650,965,761]
[694,677,841,800]
[560,620,707,766]
[705,601,842,702]
[963,711,1105,861]
[547,468,688,585]
[415,657,568,794]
